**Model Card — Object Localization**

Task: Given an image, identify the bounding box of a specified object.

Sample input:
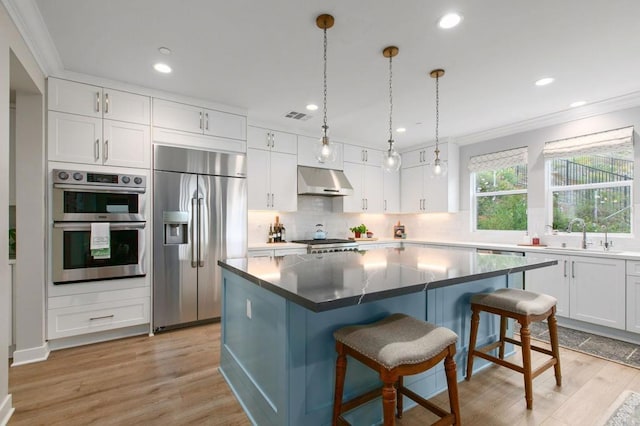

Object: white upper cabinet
[400,142,459,213]
[247,148,297,211]
[297,135,343,170]
[153,99,246,141]
[343,144,383,166]
[48,78,150,125]
[247,126,297,154]
[383,169,400,213]
[47,78,151,168]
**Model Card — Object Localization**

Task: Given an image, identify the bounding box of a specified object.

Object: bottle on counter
[280,223,286,242]
[268,224,274,243]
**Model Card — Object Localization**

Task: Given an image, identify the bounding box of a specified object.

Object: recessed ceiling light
[438,13,462,29]
[153,63,172,74]
[535,77,554,86]
[570,100,586,107]
[306,104,318,111]
[396,127,406,133]
[158,47,172,55]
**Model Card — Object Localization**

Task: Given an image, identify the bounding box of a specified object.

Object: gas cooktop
[292,239,353,245]
[291,239,358,253]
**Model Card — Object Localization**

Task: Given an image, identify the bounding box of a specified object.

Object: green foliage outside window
[475,165,528,231]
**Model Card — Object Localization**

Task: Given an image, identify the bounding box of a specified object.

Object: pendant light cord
[388,55,394,146]
[435,74,440,152]
[322,27,328,137]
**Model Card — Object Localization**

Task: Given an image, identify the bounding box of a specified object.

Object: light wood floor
[8,323,640,425]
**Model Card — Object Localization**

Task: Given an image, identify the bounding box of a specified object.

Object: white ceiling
[17,0,640,149]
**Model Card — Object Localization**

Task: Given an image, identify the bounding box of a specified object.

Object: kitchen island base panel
[220,269,514,426]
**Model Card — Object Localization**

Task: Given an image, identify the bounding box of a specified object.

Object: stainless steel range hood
[297,166,354,196]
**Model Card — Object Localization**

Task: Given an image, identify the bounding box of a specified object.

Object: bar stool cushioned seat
[332,313,461,425]
[466,288,562,410]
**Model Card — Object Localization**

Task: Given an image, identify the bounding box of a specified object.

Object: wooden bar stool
[332,313,461,426]
[465,288,562,409]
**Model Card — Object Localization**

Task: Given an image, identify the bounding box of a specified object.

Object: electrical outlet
[246,299,252,319]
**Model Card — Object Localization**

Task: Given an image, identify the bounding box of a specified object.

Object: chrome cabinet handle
[199,112,203,130]
[104,140,109,161]
[572,261,575,278]
[90,314,114,321]
[95,139,100,161]
[96,92,100,112]
[205,112,209,131]
[267,193,270,207]
[267,132,271,147]
[198,198,204,267]
[364,150,368,162]
[361,150,365,162]
[270,133,275,148]
[563,260,567,278]
[365,199,368,210]
[191,198,197,267]
[271,193,275,208]
[104,93,109,113]
[384,200,387,211]
[362,199,365,210]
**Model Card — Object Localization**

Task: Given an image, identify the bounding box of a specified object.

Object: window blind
[543,126,634,159]
[468,147,528,173]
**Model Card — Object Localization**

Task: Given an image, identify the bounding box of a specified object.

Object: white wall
[400,105,640,251]
[0,2,45,423]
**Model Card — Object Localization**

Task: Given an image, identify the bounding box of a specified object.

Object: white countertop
[248,238,640,260]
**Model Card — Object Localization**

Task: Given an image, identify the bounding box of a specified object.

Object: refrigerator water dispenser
[163,211,189,245]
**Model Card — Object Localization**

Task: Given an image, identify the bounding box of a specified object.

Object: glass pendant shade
[383,142,402,172]
[315,133,336,162]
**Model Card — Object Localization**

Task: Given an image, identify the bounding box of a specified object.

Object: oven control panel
[53,169,146,188]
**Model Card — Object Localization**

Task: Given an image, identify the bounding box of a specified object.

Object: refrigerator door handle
[198,197,205,267]
[191,198,198,268]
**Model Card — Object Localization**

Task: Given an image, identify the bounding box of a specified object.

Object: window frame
[472,167,528,232]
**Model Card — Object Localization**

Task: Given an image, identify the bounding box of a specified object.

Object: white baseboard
[11,342,50,366]
[0,394,15,426]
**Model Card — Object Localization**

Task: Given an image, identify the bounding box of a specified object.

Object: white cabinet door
[342,162,365,212]
[383,169,400,213]
[364,164,384,213]
[570,257,626,329]
[365,148,383,166]
[247,148,271,210]
[270,130,297,154]
[103,88,150,125]
[247,126,272,150]
[524,253,570,317]
[343,144,366,163]
[103,120,150,168]
[297,135,343,170]
[48,111,102,164]
[48,78,102,118]
[270,152,297,211]
[401,147,427,169]
[626,273,640,334]
[203,108,246,141]
[400,165,423,213]
[153,99,203,134]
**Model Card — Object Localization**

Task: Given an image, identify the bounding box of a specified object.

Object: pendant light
[382,46,401,172]
[430,68,447,176]
[315,14,336,162]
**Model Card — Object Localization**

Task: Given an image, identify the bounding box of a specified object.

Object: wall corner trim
[0,394,14,426]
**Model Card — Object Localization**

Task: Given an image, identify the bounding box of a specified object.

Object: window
[544,127,634,233]
[470,147,528,231]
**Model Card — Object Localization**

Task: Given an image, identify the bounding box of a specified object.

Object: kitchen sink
[543,246,623,254]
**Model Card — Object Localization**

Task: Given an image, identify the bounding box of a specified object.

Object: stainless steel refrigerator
[153,145,247,330]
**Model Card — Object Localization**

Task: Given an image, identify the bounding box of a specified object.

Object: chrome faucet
[567,218,587,249]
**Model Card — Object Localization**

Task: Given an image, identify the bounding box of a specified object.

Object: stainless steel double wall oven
[52,169,147,284]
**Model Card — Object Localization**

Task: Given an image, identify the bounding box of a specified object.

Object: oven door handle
[53,222,146,230]
[191,198,198,268]
[53,183,146,194]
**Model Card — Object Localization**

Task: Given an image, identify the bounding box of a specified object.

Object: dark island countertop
[218,245,557,312]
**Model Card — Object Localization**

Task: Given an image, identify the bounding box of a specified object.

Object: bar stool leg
[547,310,562,386]
[519,319,534,409]
[396,376,404,419]
[466,307,480,380]
[381,372,397,426]
[499,315,508,359]
[444,345,461,425]
[333,343,347,425]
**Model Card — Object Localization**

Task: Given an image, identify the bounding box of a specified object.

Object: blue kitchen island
[218,246,556,426]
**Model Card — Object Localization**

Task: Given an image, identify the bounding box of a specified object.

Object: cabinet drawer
[48,286,150,309]
[274,248,307,256]
[48,297,149,339]
[248,249,274,257]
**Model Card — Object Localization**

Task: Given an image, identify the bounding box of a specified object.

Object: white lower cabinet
[47,287,149,339]
[525,253,625,330]
[524,253,570,317]
[626,261,640,333]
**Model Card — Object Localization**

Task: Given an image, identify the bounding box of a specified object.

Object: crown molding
[453,90,640,146]
[2,0,63,75]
